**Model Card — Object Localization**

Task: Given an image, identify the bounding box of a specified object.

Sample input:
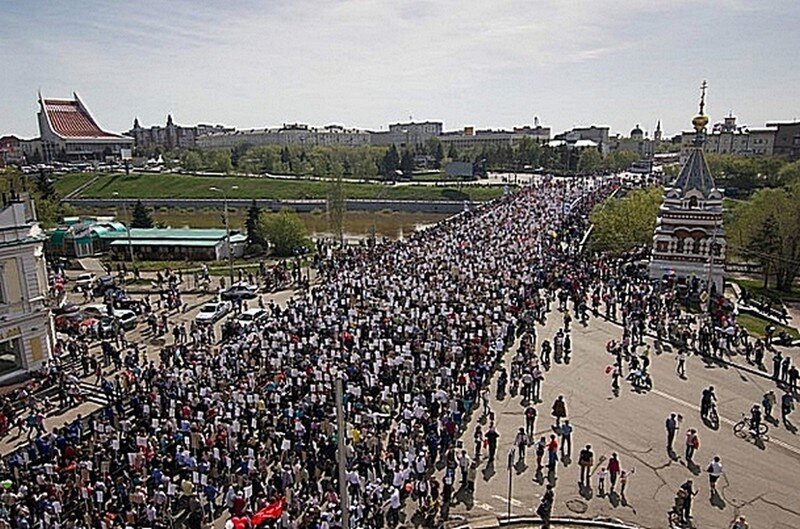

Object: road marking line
[475,502,495,511]
[492,495,524,507]
[650,388,800,457]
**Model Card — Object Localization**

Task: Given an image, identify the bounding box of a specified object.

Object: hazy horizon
[2,0,799,140]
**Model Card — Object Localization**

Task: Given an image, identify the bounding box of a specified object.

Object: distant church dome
[630,124,643,139]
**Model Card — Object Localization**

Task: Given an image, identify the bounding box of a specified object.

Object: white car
[195,301,232,325]
[82,303,112,318]
[113,309,138,331]
[74,273,97,291]
[235,308,266,330]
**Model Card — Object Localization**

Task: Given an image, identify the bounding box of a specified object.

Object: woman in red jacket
[607,453,621,493]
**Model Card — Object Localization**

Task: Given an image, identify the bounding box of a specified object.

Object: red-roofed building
[36,92,132,162]
[0,136,23,168]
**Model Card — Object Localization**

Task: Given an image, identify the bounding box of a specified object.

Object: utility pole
[506,447,515,522]
[113,192,135,270]
[210,185,238,283]
[335,377,350,529]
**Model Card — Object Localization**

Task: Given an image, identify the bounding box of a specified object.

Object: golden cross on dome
[699,80,707,116]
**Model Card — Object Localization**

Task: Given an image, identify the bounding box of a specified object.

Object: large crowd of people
[0,172,796,529]
[0,177,614,529]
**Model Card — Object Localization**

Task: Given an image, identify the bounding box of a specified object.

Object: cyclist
[749,404,762,435]
[701,386,716,421]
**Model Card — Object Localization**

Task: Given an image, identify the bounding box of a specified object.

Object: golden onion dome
[692,113,709,131]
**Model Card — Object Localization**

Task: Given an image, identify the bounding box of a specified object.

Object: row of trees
[0,168,76,229]
[161,136,643,179]
[663,154,800,196]
[588,187,663,253]
[726,181,800,291]
[244,200,309,257]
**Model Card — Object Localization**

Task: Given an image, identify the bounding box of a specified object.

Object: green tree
[727,183,800,291]
[181,151,203,172]
[577,148,602,174]
[245,199,265,250]
[602,150,639,172]
[258,210,310,257]
[589,187,663,253]
[36,169,57,200]
[447,144,459,160]
[400,149,415,177]
[433,141,444,169]
[205,150,233,174]
[778,160,800,186]
[328,174,346,243]
[131,199,154,229]
[381,145,400,177]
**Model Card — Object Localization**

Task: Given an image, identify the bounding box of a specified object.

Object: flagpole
[336,376,350,529]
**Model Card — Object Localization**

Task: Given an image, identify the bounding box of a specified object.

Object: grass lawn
[736,312,800,339]
[53,172,101,197]
[77,173,505,202]
[733,278,800,302]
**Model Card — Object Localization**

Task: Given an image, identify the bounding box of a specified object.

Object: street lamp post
[112,192,135,270]
[209,185,239,283]
[506,447,515,522]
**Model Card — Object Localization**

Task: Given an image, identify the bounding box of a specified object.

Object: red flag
[251,498,285,526]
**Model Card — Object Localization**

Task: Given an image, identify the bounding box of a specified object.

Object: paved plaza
[447,306,800,529]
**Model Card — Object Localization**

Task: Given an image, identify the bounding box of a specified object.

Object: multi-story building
[554,125,610,154]
[650,106,726,294]
[609,124,656,160]
[0,192,51,380]
[196,123,371,150]
[370,121,443,147]
[437,123,550,151]
[0,136,23,168]
[128,115,234,152]
[679,114,777,162]
[33,92,133,163]
[766,121,800,160]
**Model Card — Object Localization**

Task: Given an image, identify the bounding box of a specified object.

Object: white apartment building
[0,192,51,380]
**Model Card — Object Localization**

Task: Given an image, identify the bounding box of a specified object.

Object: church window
[688,197,698,208]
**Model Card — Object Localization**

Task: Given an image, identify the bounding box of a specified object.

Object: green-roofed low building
[48,220,246,261]
[102,228,246,261]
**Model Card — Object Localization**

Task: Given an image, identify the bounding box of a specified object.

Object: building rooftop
[671,146,717,197]
[41,94,123,140]
[98,227,246,242]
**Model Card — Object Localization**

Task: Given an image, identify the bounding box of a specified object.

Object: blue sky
[2,0,799,139]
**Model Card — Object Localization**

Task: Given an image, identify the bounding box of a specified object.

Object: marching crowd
[0,171,795,529]
[0,177,612,529]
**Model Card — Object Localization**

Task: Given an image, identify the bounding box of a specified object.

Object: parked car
[74,273,96,292]
[221,282,258,301]
[54,312,85,333]
[195,301,232,325]
[113,309,138,331]
[113,297,146,315]
[93,275,117,296]
[82,304,113,319]
[235,308,266,329]
[52,302,81,316]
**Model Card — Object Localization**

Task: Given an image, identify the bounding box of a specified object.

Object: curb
[449,514,645,529]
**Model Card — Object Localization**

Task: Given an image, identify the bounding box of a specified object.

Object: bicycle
[732,413,768,440]
[704,402,719,429]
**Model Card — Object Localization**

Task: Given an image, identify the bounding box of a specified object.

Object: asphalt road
[449,307,800,529]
